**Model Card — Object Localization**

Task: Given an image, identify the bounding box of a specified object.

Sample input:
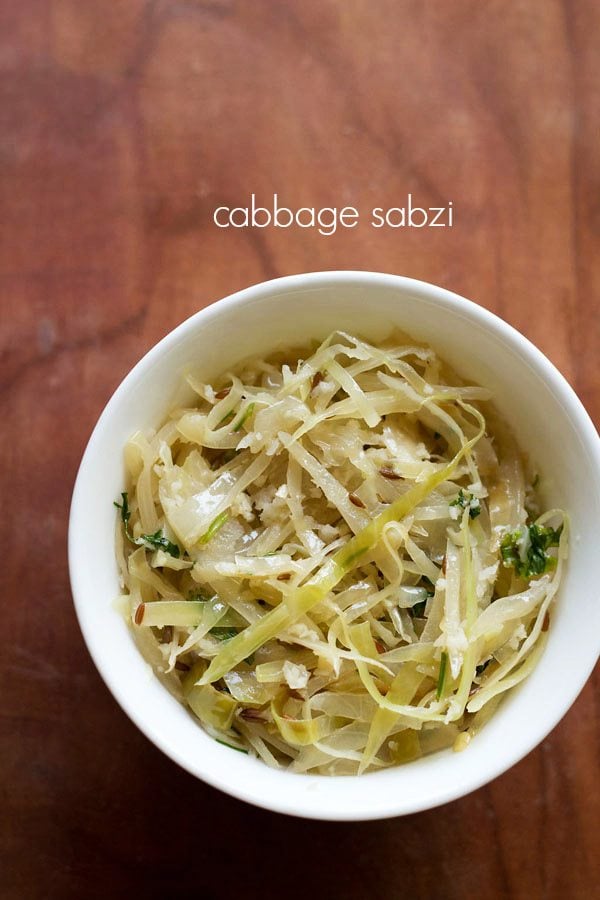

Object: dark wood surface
[2,2,598,898]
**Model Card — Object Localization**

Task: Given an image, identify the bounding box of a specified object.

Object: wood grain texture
[1,1,598,898]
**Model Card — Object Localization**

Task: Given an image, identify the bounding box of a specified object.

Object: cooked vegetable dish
[115,331,566,774]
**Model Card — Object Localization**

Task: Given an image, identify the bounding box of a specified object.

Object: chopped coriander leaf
[476,659,491,677]
[215,738,249,754]
[113,492,182,557]
[233,402,256,433]
[501,523,562,578]
[436,651,448,700]
[210,627,239,641]
[140,529,181,558]
[217,410,235,426]
[114,492,133,539]
[500,540,520,569]
[450,488,481,519]
[410,599,427,618]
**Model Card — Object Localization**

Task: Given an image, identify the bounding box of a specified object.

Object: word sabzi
[213,194,454,236]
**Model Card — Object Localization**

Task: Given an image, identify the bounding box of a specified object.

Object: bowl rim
[69,270,600,820]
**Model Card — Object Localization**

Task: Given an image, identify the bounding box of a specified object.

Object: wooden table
[2,2,598,897]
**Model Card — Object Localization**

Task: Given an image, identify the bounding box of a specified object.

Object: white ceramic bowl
[69,271,600,820]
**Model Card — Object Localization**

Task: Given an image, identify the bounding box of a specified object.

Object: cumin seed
[348,492,366,508]
[379,466,401,480]
[214,387,231,400]
[310,371,324,392]
[240,708,266,721]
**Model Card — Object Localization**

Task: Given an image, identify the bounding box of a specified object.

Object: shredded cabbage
[115,331,567,774]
